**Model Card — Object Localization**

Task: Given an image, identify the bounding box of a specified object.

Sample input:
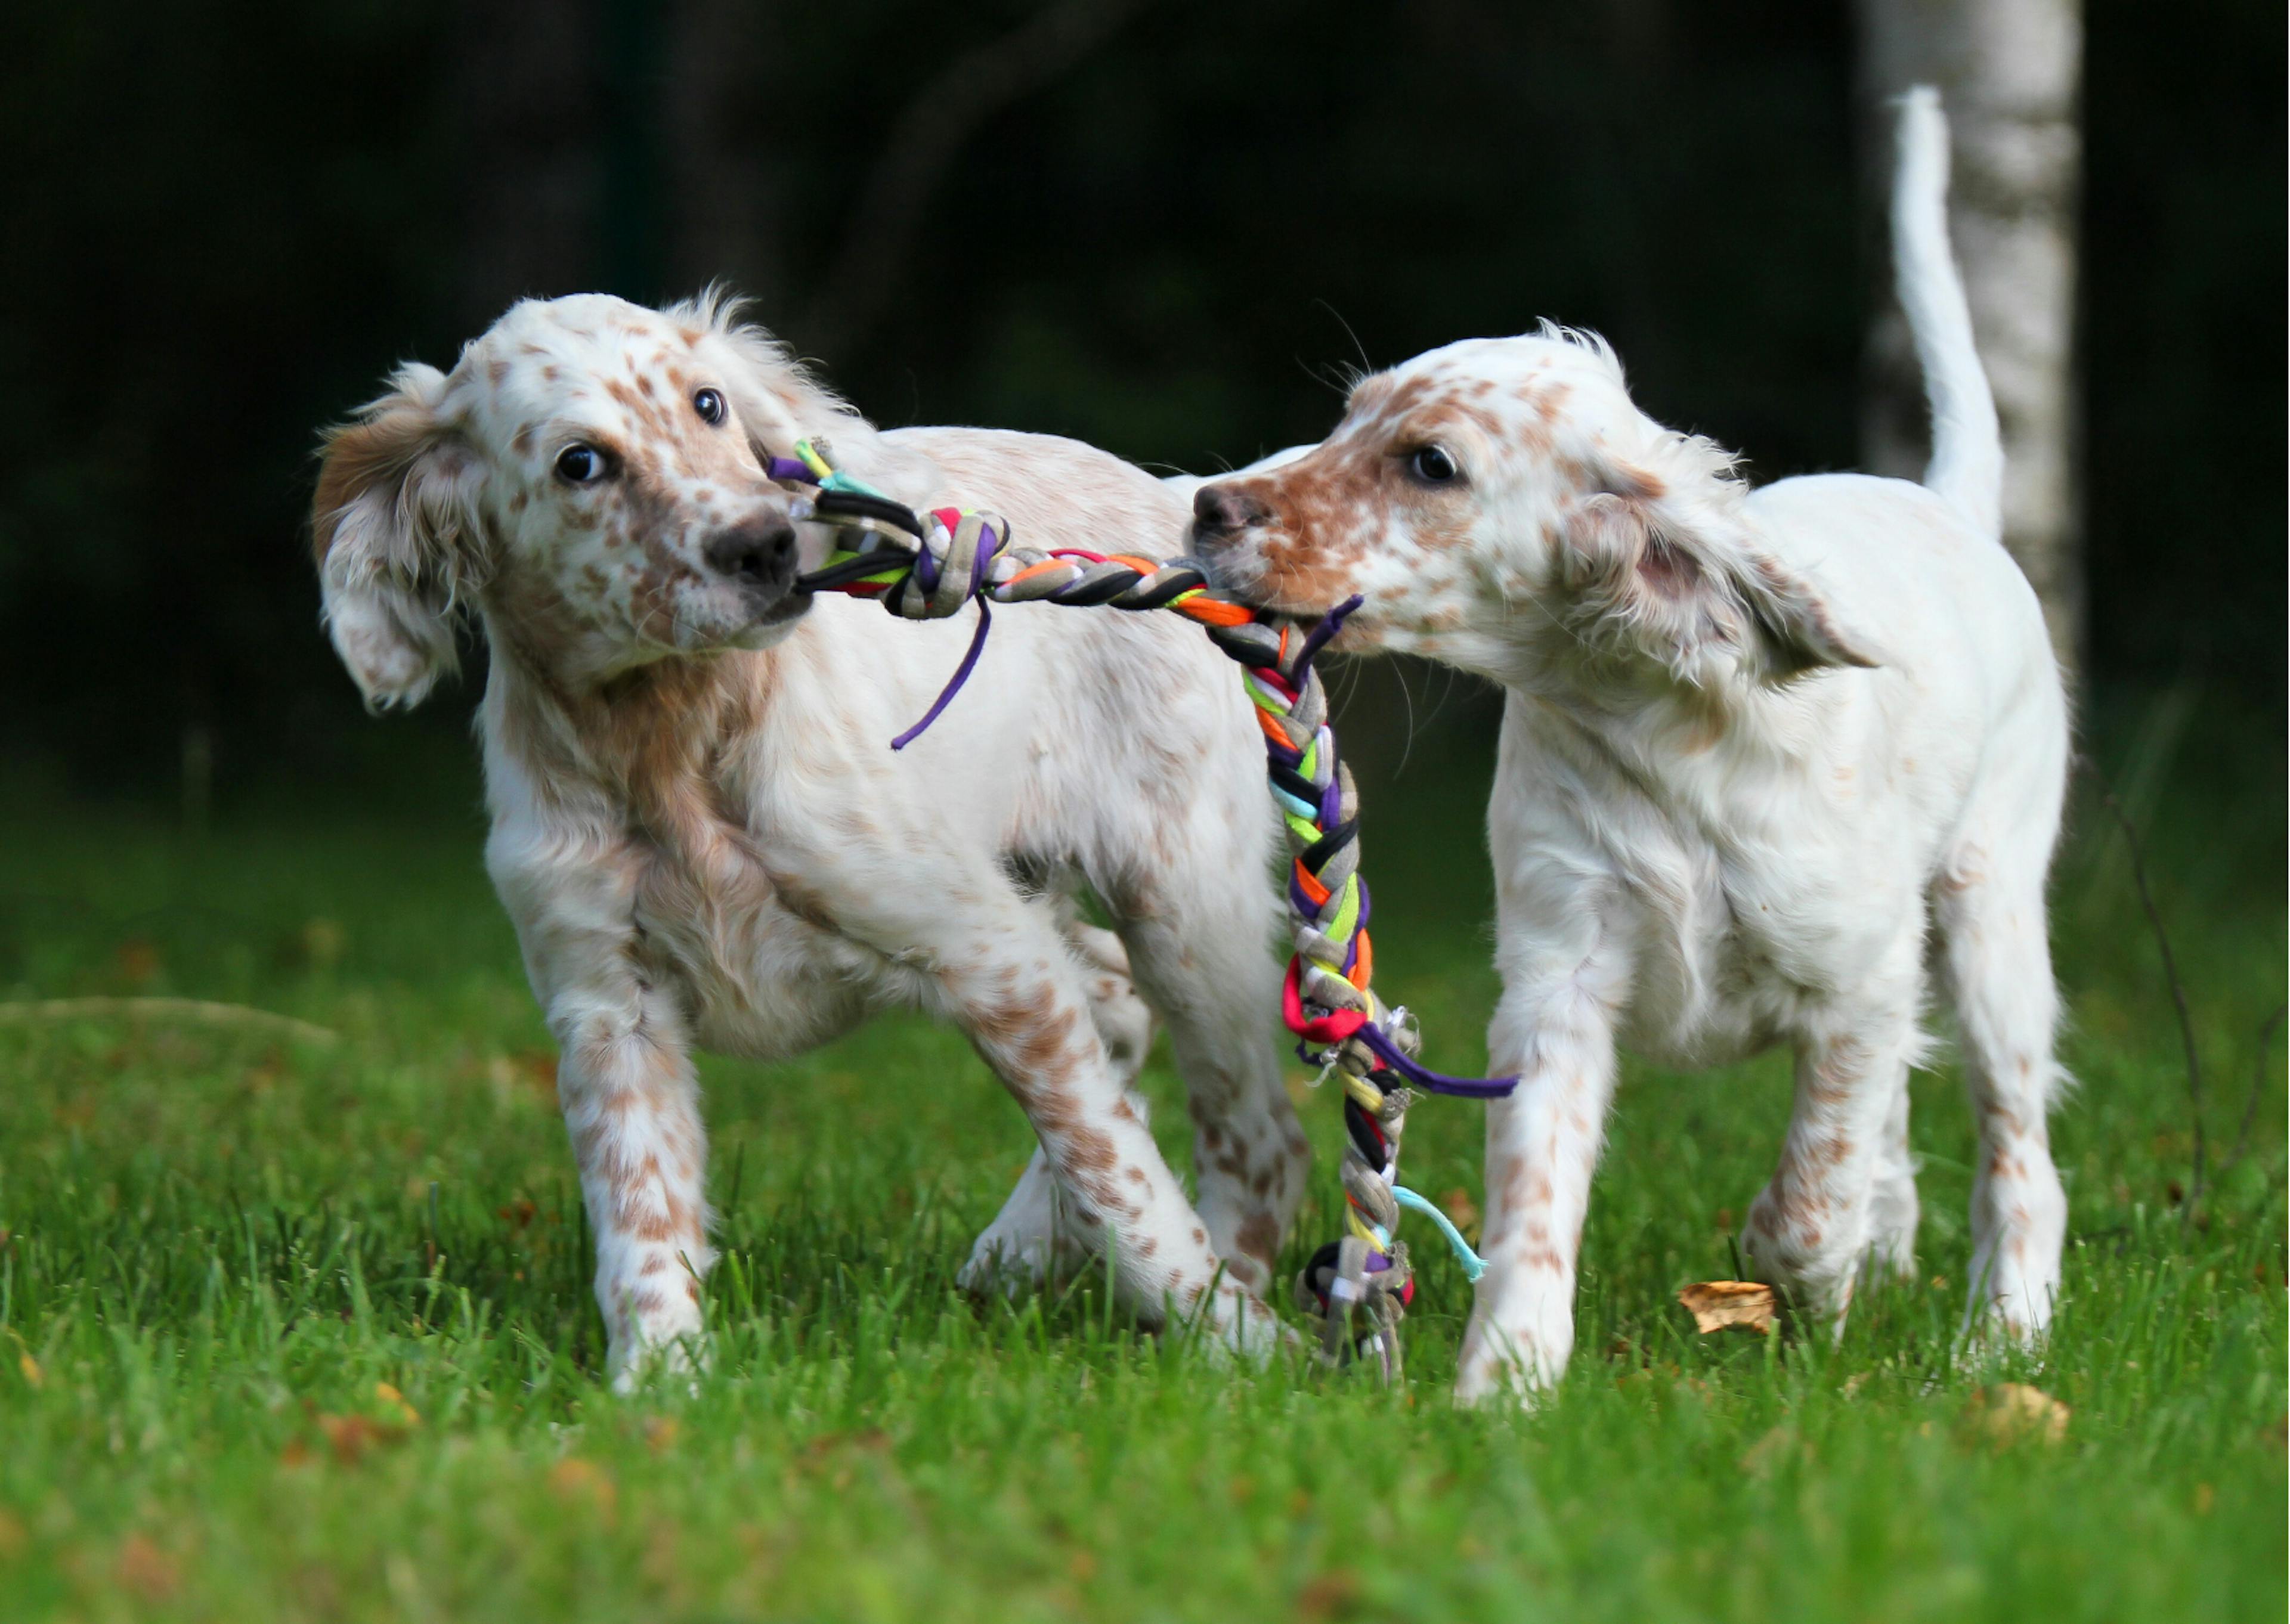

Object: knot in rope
[893,509,1008,620]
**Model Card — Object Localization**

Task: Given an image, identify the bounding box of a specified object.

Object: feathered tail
[1891,86,2004,540]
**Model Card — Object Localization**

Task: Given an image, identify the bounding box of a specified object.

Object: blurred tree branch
[804,0,1157,360]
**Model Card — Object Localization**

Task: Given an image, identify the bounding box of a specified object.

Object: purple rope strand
[889,599,994,751]
[1292,594,1364,680]
[1354,1023,1517,1098]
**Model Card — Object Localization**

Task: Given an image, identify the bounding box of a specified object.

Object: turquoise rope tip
[1391,1185,1487,1283]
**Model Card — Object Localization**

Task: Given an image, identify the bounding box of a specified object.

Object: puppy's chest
[623,799,883,1055]
[1603,792,1898,1063]
[1617,847,1796,1056]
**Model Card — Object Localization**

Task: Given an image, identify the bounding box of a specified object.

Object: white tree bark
[1857,0,2084,671]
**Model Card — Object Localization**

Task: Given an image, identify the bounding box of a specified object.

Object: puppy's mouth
[1190,525,1283,608]
[747,591,811,627]
[700,515,807,630]
[1190,533,1323,621]
[713,587,811,652]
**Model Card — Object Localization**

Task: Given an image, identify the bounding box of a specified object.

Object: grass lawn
[1,682,2282,1622]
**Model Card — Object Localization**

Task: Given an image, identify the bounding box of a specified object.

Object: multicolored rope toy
[773,438,1515,1375]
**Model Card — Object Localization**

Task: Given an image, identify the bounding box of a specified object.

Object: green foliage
[0,689,2281,1622]
[2,2,2282,786]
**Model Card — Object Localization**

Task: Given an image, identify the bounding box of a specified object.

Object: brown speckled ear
[1732,550,1883,677]
[1562,444,1881,680]
[312,363,480,709]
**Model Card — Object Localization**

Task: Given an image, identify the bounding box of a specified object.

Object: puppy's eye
[1410,445,1459,484]
[693,388,726,426]
[555,444,606,484]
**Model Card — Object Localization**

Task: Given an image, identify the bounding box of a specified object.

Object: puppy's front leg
[1456,972,1623,1403]
[497,828,714,1387]
[552,978,714,1387]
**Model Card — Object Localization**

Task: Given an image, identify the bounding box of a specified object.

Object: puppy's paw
[963,1148,1093,1297]
[957,1228,1088,1298]
[1178,1285,1299,1367]
[1453,1311,1565,1408]
[606,1331,708,1397]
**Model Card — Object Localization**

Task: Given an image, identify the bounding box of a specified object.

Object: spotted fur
[1192,92,2071,1402]
[314,292,1305,1384]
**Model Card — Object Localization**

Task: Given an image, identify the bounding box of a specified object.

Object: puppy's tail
[1892,86,2003,540]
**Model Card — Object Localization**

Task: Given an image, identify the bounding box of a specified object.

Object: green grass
[1,686,2282,1622]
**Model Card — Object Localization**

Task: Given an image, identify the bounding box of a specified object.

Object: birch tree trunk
[1856,0,2085,672]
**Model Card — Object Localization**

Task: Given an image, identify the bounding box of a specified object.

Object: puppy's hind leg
[1743,969,1925,1331]
[1066,916,1159,1083]
[960,916,1157,1297]
[1935,841,2068,1343]
[1113,853,1307,1301]
[1863,1069,1922,1284]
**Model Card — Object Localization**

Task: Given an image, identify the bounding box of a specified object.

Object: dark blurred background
[1,0,2280,804]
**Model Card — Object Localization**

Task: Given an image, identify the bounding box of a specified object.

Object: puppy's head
[1192,328,1875,687]
[312,291,840,705]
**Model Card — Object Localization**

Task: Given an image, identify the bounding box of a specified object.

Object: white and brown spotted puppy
[1192,91,2070,1402]
[313,291,1308,1384]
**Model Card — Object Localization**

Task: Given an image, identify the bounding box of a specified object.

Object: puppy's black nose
[1192,483,1271,541]
[704,518,797,589]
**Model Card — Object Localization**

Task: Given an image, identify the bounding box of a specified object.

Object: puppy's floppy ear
[311,364,481,709]
[1562,441,1880,680]
[1726,546,1883,677]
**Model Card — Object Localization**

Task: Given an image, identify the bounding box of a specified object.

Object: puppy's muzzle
[1189,482,1272,590]
[704,517,800,608]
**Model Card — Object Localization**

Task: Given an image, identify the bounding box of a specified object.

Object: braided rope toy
[770,438,1515,1376]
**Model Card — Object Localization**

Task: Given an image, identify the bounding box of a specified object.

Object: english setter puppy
[1190,90,2069,1400]
[312,292,1307,1384]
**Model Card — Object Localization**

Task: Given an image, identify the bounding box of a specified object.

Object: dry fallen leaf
[374,1381,420,1426]
[549,1458,620,1521]
[643,1415,682,1454]
[1296,1567,1361,1622]
[114,1534,180,1603]
[1967,1383,2070,1446]
[300,917,346,969]
[800,1428,890,1462]
[1438,1188,1481,1238]
[17,1353,41,1389]
[114,940,163,987]
[315,1412,407,1465]
[1739,1424,1808,1476]
[1678,1280,1777,1335]
[487,1050,561,1107]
